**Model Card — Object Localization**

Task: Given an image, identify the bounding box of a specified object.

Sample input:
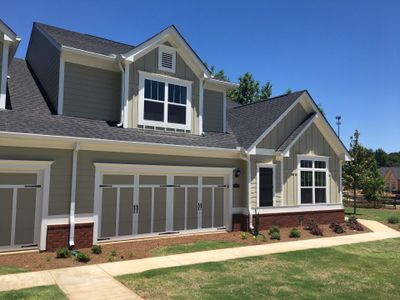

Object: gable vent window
[158,46,176,73]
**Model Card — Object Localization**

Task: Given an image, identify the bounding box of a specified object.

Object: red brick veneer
[46,223,94,252]
[232,209,344,231]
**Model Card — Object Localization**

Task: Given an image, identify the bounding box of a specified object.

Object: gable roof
[227,91,304,149]
[379,167,389,177]
[35,22,135,56]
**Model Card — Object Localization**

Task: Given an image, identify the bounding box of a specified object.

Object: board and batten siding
[203,89,224,132]
[63,62,121,122]
[26,25,60,112]
[258,103,308,149]
[127,48,200,134]
[283,123,341,206]
[0,146,72,216]
[75,150,246,214]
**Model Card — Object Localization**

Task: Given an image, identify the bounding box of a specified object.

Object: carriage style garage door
[95,165,233,241]
[0,173,41,251]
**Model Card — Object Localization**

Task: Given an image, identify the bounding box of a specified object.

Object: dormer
[0,19,20,110]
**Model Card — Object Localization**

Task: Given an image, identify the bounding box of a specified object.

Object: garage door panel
[203,177,224,186]
[0,174,36,185]
[214,188,224,228]
[153,188,167,233]
[139,176,166,185]
[0,189,13,246]
[119,188,133,236]
[138,188,152,234]
[101,188,117,237]
[173,188,185,231]
[15,188,36,245]
[202,187,213,228]
[103,175,134,185]
[174,176,198,185]
[186,188,198,230]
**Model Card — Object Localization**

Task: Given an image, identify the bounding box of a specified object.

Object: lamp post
[335,116,342,138]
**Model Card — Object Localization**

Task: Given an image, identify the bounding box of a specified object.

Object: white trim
[223,91,227,132]
[57,58,65,114]
[256,163,276,207]
[0,41,9,110]
[138,70,193,131]
[61,45,116,61]
[281,158,284,206]
[339,160,343,204]
[199,78,204,135]
[251,204,343,214]
[250,148,276,156]
[122,61,131,128]
[68,143,79,247]
[158,45,176,73]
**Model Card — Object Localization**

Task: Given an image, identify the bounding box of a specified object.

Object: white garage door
[98,173,229,241]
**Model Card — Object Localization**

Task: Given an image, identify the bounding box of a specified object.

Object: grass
[150,240,244,257]
[345,206,400,223]
[0,266,27,276]
[119,238,400,299]
[0,285,66,300]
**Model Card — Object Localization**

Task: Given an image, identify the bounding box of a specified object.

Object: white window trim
[158,45,176,73]
[138,71,192,131]
[297,155,330,206]
[256,163,276,208]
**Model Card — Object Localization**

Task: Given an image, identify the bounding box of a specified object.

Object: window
[158,45,176,73]
[139,71,192,130]
[298,157,329,205]
[257,164,275,207]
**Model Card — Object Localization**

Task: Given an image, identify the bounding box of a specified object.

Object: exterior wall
[203,89,224,132]
[384,170,399,192]
[46,223,93,251]
[127,48,200,134]
[283,123,341,206]
[63,62,121,122]
[0,41,3,95]
[26,26,60,112]
[258,103,308,149]
[76,150,246,214]
[0,146,72,215]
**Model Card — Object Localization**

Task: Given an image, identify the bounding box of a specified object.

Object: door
[259,167,274,207]
[201,177,226,229]
[0,173,40,250]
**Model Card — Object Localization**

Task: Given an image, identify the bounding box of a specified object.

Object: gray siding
[63,62,121,122]
[0,146,72,215]
[203,89,224,132]
[128,48,200,134]
[26,26,60,112]
[258,103,308,149]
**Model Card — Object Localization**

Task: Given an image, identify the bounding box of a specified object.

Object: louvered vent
[161,51,173,70]
[158,46,176,72]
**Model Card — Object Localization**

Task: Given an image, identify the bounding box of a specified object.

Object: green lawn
[0,266,27,276]
[0,285,66,300]
[150,240,244,257]
[345,206,400,223]
[119,238,400,299]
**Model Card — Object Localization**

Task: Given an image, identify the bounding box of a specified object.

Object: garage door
[0,173,40,250]
[98,174,228,240]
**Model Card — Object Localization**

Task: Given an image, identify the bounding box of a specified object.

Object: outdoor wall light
[235,168,241,178]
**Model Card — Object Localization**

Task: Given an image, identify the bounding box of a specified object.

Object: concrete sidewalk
[0,219,399,299]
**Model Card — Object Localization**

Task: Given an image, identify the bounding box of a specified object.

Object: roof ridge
[35,22,135,48]
[232,90,306,109]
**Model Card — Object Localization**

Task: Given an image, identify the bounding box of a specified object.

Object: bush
[56,247,71,259]
[306,220,323,236]
[348,215,358,224]
[268,226,280,235]
[346,216,364,231]
[330,221,345,234]
[289,228,301,238]
[305,219,318,231]
[111,250,117,257]
[388,216,399,224]
[270,231,281,240]
[128,251,134,259]
[76,252,90,263]
[241,232,248,240]
[91,245,102,255]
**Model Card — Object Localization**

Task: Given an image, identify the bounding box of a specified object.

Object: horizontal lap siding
[203,89,224,132]
[26,26,60,112]
[128,48,200,134]
[63,62,121,121]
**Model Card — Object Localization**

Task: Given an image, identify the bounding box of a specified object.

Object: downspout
[69,142,80,248]
[117,58,125,127]
[247,153,254,230]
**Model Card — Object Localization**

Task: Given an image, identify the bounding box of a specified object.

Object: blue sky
[2,0,399,152]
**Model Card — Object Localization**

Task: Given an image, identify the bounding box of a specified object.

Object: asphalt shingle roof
[35,22,135,56]
[227,91,304,150]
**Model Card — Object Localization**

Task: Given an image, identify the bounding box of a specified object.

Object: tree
[374,148,388,167]
[343,130,374,214]
[260,81,272,100]
[210,65,229,81]
[228,72,260,105]
[363,161,385,208]
[286,88,293,94]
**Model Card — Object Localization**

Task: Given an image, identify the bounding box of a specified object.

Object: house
[379,167,400,192]
[0,20,351,252]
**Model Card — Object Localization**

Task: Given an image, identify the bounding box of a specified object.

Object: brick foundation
[232,209,344,231]
[46,223,94,252]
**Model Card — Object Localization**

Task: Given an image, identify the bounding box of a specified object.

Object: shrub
[330,221,345,234]
[111,250,117,257]
[388,216,399,224]
[241,232,248,240]
[107,255,114,262]
[91,245,102,255]
[76,252,90,263]
[268,226,280,235]
[56,247,71,259]
[305,219,318,231]
[348,215,358,224]
[310,226,323,236]
[289,228,301,238]
[346,216,364,231]
[128,251,134,259]
[270,232,281,240]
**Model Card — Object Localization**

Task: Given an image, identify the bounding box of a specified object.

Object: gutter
[69,142,80,248]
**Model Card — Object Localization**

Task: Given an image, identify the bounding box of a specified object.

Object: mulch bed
[0,223,368,272]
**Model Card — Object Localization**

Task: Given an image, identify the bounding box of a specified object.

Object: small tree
[343,130,374,214]
[260,81,272,100]
[210,65,229,81]
[363,161,385,208]
[228,72,260,105]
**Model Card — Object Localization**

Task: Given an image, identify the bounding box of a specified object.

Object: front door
[259,167,274,207]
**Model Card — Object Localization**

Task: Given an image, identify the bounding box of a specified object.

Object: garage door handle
[160,184,181,188]
[217,185,229,188]
[24,185,41,188]
[100,184,113,188]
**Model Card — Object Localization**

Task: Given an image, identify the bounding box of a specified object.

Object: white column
[198,79,204,135]
[123,61,131,128]
[0,42,10,110]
